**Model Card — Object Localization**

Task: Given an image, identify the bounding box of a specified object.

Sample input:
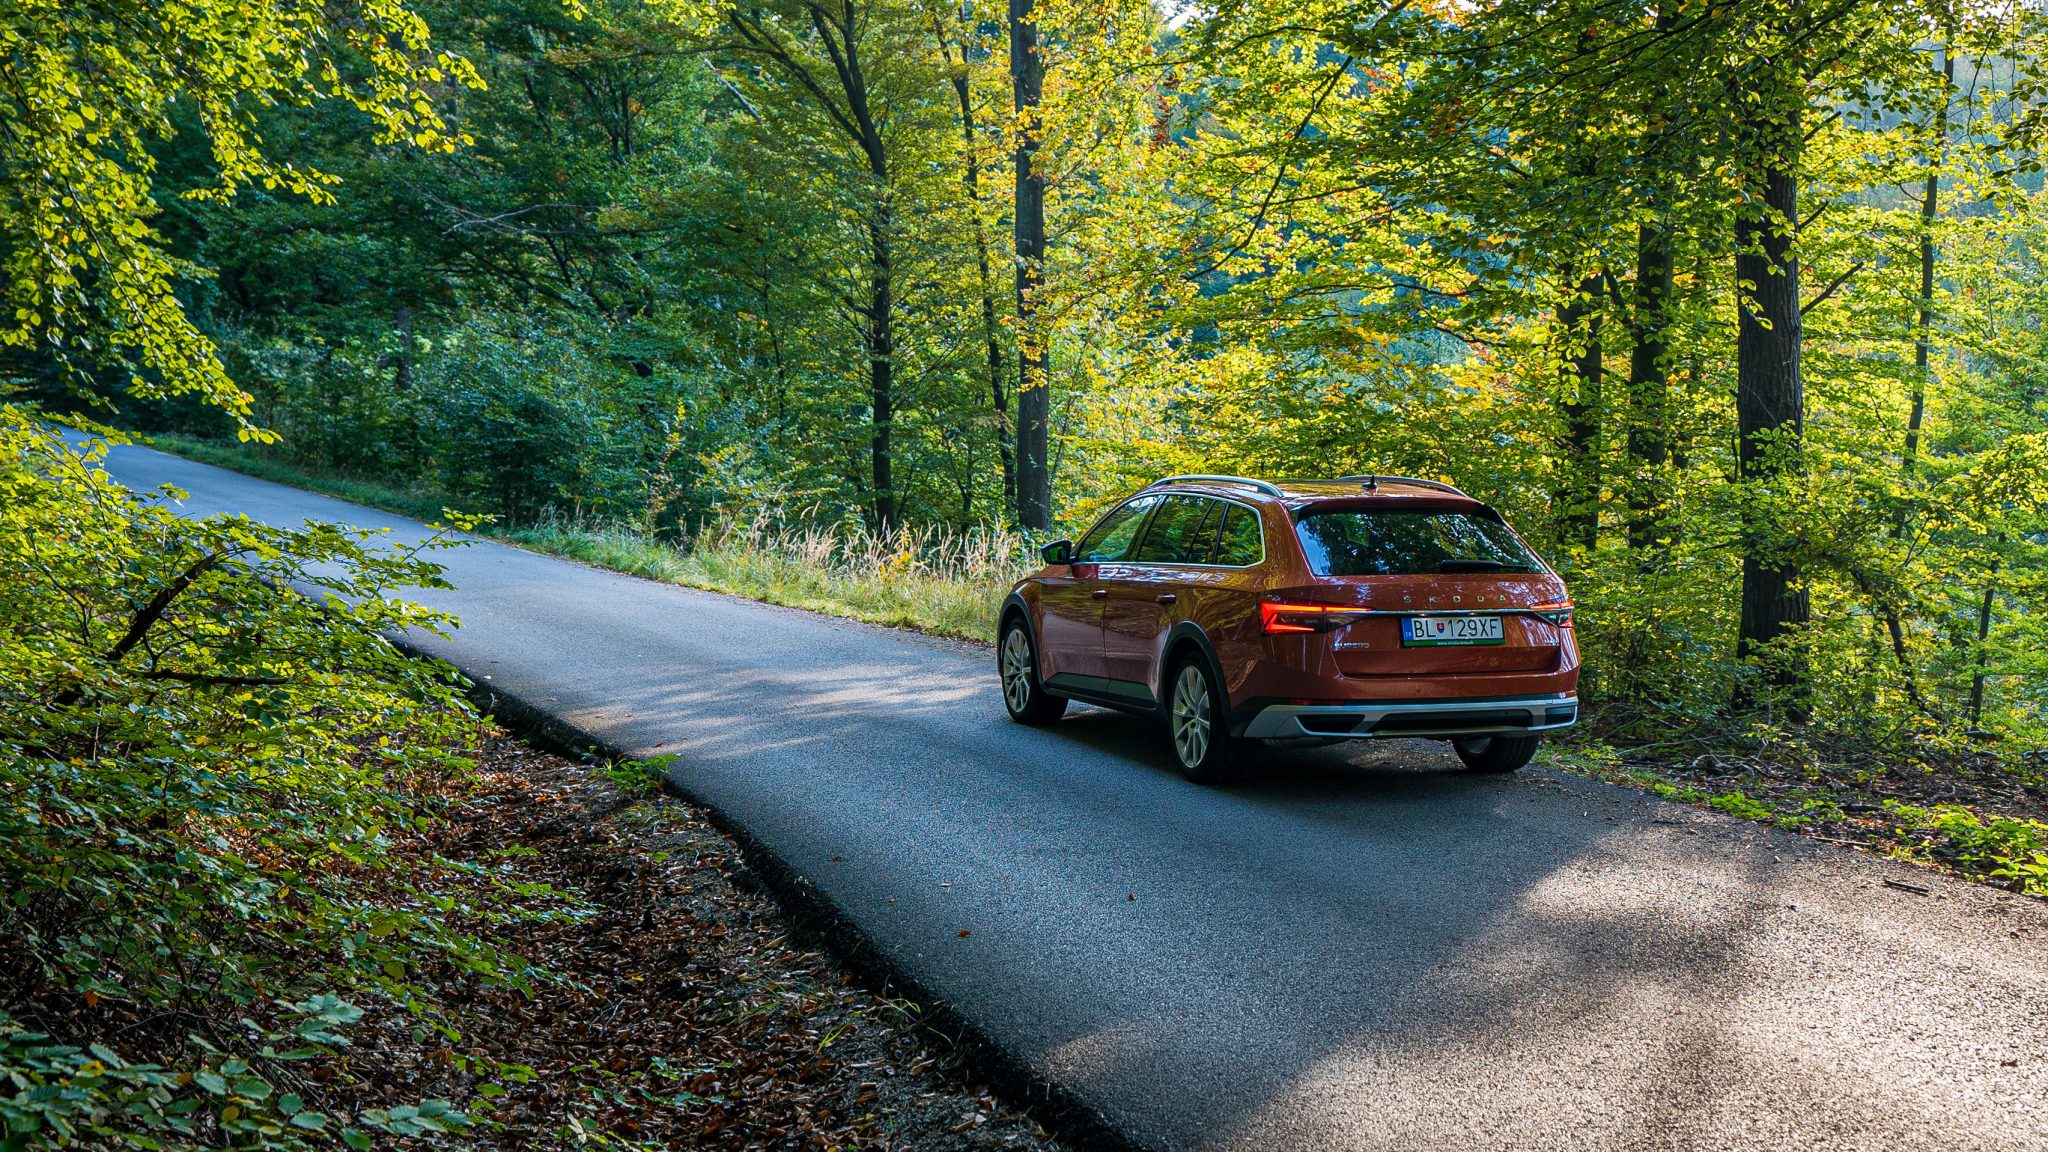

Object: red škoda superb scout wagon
[997,475,1580,782]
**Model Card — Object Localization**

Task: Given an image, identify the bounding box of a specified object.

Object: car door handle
[1090,588,1109,600]
[1156,594,1177,604]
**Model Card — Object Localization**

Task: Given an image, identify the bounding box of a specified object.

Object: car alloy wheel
[1167,654,1238,782]
[998,619,1067,726]
[1171,663,1212,768]
[1001,627,1035,714]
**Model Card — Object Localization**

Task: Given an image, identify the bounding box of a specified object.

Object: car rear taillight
[1531,600,1574,628]
[1260,601,1373,634]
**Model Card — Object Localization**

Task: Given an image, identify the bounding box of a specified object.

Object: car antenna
[1360,475,1378,492]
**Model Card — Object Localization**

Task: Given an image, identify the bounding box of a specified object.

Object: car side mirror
[1041,538,1075,565]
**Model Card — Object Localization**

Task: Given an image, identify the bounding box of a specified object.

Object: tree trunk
[1625,8,1678,560]
[1554,273,1602,554]
[940,24,1016,517]
[1734,73,1810,698]
[800,1,897,529]
[867,203,896,528]
[727,2,902,526]
[1904,44,1953,476]
[1969,544,2000,724]
[1626,216,1674,558]
[1010,0,1051,530]
[393,306,414,392]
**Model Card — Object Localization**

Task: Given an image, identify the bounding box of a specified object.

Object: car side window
[1213,503,1264,567]
[1131,496,1216,564]
[1187,499,1224,563]
[1075,494,1160,562]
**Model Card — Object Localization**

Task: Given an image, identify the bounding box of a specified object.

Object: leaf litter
[340,734,1065,1150]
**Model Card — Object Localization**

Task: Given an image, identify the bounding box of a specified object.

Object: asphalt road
[98,440,2048,1151]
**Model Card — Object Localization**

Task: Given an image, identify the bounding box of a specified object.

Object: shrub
[1887,802,2048,896]
[0,412,537,1147]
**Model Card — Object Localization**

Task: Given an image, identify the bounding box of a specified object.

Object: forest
[6,0,2048,1144]
[23,0,2042,751]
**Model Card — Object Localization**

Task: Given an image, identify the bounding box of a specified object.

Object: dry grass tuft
[510,514,1031,644]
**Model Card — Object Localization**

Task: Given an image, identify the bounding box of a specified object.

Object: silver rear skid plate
[1240,696,1578,740]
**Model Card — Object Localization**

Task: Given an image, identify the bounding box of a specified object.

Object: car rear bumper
[1238,694,1578,740]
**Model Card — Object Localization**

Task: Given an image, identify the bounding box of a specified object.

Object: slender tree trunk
[1904,44,1954,476]
[817,2,896,529]
[1969,543,2000,724]
[730,3,900,526]
[939,24,1016,516]
[1625,5,1679,560]
[1554,273,1603,554]
[868,201,896,529]
[1734,70,1810,699]
[1010,0,1051,530]
[393,306,414,392]
[1626,216,1674,558]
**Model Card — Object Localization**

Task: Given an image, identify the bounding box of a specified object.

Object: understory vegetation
[0,419,511,1146]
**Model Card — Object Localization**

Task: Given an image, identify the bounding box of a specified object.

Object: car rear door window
[1295,509,1543,576]
[1075,494,1160,561]
[1188,499,1223,562]
[1212,503,1264,567]
[1131,496,1217,564]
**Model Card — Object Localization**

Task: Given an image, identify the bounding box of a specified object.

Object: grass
[143,434,1024,645]
[508,517,1023,644]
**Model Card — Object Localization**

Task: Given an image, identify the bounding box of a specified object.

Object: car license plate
[1401,615,1505,646]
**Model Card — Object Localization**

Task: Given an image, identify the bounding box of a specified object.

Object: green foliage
[0,1003,468,1150]
[1700,790,1847,832]
[601,755,675,796]
[0,415,547,1147]
[0,0,480,424]
[1888,803,2048,895]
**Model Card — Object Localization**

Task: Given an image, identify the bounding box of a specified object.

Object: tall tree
[1011,0,1052,529]
[722,1,905,526]
[1622,3,1684,559]
[935,8,1017,517]
[1731,47,1810,695]
[1555,272,1604,553]
[1903,40,1955,475]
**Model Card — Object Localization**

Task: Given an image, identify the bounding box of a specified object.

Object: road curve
[99,440,2048,1152]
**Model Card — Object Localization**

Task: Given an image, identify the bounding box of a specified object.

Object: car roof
[1144,474,1484,510]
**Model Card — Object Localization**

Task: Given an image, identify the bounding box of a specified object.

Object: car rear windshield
[1294,509,1543,576]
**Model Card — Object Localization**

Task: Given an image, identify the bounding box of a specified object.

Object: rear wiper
[1438,558,1517,573]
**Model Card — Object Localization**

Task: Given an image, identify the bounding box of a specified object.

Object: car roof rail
[1338,474,1469,496]
[1148,474,1285,498]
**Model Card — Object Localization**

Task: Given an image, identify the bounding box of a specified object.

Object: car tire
[1166,653,1238,784]
[1453,734,1539,773]
[999,617,1067,726]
